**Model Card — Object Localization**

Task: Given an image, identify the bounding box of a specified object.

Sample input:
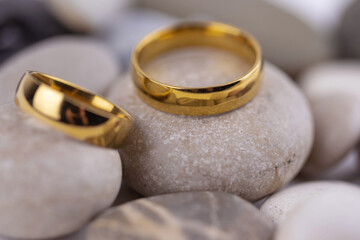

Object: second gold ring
[131,22,263,116]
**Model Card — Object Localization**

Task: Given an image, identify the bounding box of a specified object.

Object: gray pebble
[86,192,274,240]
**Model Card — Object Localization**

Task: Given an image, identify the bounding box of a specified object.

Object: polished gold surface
[15,71,134,149]
[131,22,263,115]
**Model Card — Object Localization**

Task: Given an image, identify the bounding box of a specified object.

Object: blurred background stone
[299,61,360,175]
[87,192,274,240]
[266,0,354,42]
[274,183,360,240]
[0,227,87,240]
[137,0,334,76]
[108,47,313,201]
[46,0,132,33]
[303,149,360,180]
[99,8,177,68]
[0,0,72,64]
[0,103,122,239]
[0,36,120,104]
[338,0,360,58]
[260,181,357,225]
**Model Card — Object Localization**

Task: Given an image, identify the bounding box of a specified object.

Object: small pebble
[260,181,357,224]
[299,61,360,175]
[275,183,360,240]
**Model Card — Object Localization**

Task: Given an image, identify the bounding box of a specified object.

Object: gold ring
[131,22,263,116]
[15,71,134,149]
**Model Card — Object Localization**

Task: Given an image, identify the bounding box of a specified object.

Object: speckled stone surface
[275,183,360,240]
[299,61,360,175]
[86,191,274,240]
[0,36,119,104]
[108,47,314,201]
[0,103,122,239]
[260,181,357,224]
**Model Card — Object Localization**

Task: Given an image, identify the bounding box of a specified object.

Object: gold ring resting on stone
[131,21,263,116]
[15,71,134,149]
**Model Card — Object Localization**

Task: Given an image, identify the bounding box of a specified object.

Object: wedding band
[131,22,262,116]
[15,71,134,149]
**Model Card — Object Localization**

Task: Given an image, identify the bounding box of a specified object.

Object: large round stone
[86,191,274,240]
[0,36,119,104]
[0,103,122,239]
[108,47,314,201]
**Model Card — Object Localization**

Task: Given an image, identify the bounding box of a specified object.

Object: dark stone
[0,0,73,63]
[338,0,360,58]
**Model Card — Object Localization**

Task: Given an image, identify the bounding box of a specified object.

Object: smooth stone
[138,0,332,75]
[108,47,314,201]
[299,61,360,174]
[0,36,119,104]
[260,181,357,225]
[265,0,353,39]
[275,184,360,240]
[46,0,131,32]
[100,8,177,68]
[0,103,122,239]
[339,0,360,57]
[0,0,71,63]
[0,227,87,240]
[86,192,274,240]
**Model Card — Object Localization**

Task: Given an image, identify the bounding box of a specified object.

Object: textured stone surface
[0,103,122,239]
[299,61,360,175]
[138,0,332,75]
[275,183,360,240]
[46,0,131,32]
[0,0,71,63]
[87,191,274,240]
[0,36,119,104]
[260,181,356,224]
[108,47,314,201]
[339,0,360,57]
